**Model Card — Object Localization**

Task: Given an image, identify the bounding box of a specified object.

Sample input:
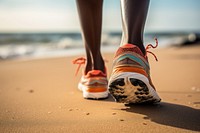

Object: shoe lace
[72,57,108,76]
[72,57,86,76]
[145,38,158,61]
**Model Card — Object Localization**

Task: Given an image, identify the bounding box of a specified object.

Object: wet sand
[0,45,200,133]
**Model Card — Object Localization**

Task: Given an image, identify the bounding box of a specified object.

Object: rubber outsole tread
[109,78,161,104]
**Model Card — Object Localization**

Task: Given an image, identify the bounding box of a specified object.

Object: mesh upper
[114,44,145,59]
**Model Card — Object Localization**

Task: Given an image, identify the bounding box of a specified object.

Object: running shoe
[73,57,108,99]
[108,39,161,104]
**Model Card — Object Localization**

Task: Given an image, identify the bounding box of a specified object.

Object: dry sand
[0,45,200,133]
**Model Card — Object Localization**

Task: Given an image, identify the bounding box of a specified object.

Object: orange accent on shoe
[115,44,144,58]
[86,87,107,93]
[85,70,107,78]
[113,66,148,77]
[122,43,135,48]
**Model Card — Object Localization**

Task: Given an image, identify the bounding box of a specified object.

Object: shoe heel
[109,72,161,104]
[78,83,108,99]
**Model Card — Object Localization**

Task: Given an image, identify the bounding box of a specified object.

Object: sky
[0,0,199,32]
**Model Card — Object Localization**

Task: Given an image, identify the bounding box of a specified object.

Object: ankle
[93,57,105,73]
[84,64,92,75]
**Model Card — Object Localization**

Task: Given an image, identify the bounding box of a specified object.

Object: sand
[0,45,200,133]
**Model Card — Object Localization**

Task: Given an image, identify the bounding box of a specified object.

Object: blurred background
[0,0,200,60]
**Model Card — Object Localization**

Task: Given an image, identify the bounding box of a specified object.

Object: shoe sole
[108,72,161,104]
[78,83,109,99]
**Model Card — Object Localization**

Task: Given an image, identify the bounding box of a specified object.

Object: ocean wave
[0,32,198,60]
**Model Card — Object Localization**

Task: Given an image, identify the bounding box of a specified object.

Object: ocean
[0,32,198,60]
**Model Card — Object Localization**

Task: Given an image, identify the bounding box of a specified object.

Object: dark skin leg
[76,0,150,73]
[120,0,150,55]
[76,0,105,74]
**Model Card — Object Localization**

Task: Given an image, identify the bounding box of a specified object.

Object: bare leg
[76,0,105,74]
[120,0,150,54]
